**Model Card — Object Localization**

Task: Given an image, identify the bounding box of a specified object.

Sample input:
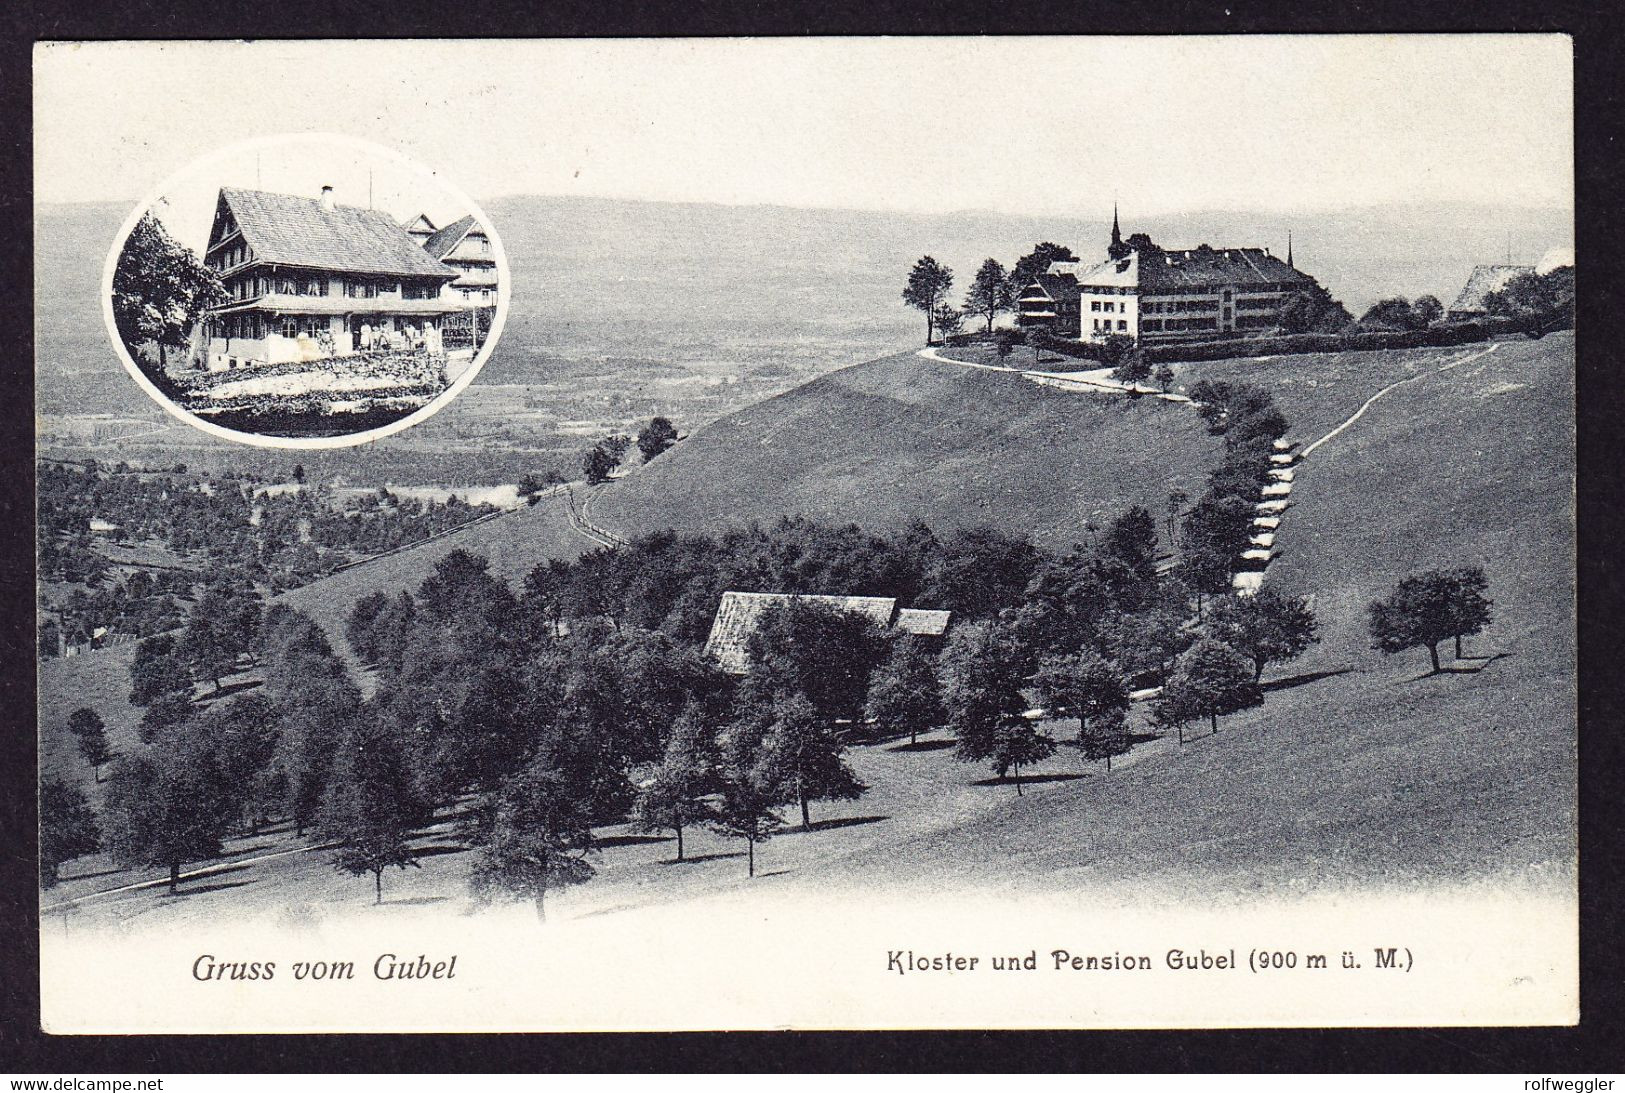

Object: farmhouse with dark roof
[703,591,951,675]
[1016,207,1321,342]
[199,186,463,370]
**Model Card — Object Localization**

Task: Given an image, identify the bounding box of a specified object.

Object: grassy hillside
[41,335,1575,923]
[804,334,1576,900]
[591,350,1222,551]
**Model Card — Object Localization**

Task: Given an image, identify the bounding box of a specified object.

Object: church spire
[1287,230,1294,269]
[1108,202,1129,260]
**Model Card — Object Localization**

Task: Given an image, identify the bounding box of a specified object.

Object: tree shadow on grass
[886,738,955,753]
[60,866,125,884]
[385,895,449,907]
[757,870,791,879]
[659,851,744,866]
[794,815,888,834]
[225,841,281,857]
[198,678,263,703]
[410,844,470,859]
[1263,667,1354,692]
[1404,651,1513,683]
[595,833,671,849]
[970,772,1087,788]
[169,879,253,897]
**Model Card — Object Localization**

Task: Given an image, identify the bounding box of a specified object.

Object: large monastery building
[1016,208,1322,343]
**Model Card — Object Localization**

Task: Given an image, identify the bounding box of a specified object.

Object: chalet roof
[702,591,950,674]
[402,212,438,237]
[1448,264,1535,314]
[1026,272,1081,303]
[215,188,459,280]
[422,214,480,260]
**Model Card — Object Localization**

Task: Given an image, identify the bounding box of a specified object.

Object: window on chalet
[346,280,378,299]
[402,282,438,300]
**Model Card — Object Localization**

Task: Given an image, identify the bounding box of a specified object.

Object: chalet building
[417,214,499,308]
[1017,208,1319,343]
[703,591,951,675]
[1446,264,1534,322]
[198,186,463,371]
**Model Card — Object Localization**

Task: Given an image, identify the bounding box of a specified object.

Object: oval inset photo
[103,134,508,447]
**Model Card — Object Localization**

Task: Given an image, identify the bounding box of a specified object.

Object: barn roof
[215,188,459,280]
[422,213,480,260]
[702,591,951,674]
[1448,264,1535,314]
[894,608,952,636]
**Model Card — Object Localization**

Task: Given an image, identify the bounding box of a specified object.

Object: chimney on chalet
[320,185,335,210]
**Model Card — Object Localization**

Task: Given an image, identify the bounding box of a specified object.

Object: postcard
[33,35,1576,1032]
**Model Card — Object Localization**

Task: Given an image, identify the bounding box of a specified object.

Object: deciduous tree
[104,722,236,894]
[964,258,1015,333]
[1365,571,1469,672]
[630,702,716,862]
[711,712,786,878]
[111,212,228,371]
[759,693,866,830]
[902,256,954,345]
[943,621,1054,794]
[1011,243,1076,296]
[1205,589,1319,683]
[40,780,100,887]
[469,757,596,921]
[1154,639,1263,742]
[318,719,424,905]
[129,632,189,706]
[1035,652,1132,771]
[864,637,946,746]
[67,707,111,782]
[636,416,680,463]
[1443,566,1493,659]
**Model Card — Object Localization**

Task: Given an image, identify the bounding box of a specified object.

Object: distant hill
[36,196,1573,418]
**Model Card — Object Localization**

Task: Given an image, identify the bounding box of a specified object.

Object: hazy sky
[36,36,1572,217]
[138,137,482,254]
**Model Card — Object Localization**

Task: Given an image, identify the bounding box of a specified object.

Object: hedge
[1142,317,1528,365]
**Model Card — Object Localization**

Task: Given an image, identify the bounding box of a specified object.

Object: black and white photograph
[103,134,506,444]
[32,36,1577,1034]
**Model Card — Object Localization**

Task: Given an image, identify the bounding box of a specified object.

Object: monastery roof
[215,188,459,280]
[1448,264,1535,314]
[1075,243,1313,294]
